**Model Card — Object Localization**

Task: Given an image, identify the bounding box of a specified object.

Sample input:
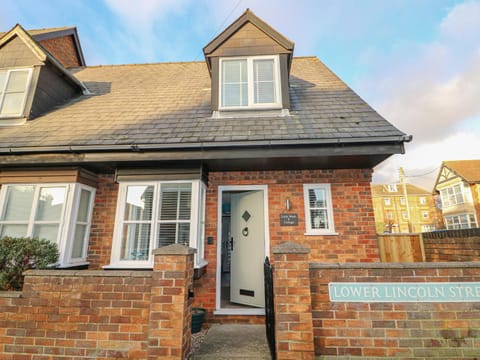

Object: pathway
[192,324,271,359]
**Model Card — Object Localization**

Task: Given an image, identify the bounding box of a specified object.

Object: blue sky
[2,0,480,190]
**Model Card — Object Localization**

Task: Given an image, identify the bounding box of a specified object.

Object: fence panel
[377,234,424,262]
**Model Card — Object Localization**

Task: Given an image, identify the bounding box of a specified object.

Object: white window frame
[444,213,477,230]
[303,184,337,235]
[384,198,391,206]
[387,184,397,192]
[219,55,282,110]
[0,183,95,267]
[440,183,469,208]
[419,197,426,205]
[109,180,206,269]
[400,197,406,206]
[0,67,33,118]
[422,211,429,220]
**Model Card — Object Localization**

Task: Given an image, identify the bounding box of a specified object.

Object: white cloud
[440,0,480,42]
[103,0,190,28]
[374,131,480,190]
[367,1,480,186]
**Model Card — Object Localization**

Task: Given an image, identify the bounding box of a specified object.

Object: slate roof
[371,183,431,197]
[0,56,406,151]
[443,160,480,183]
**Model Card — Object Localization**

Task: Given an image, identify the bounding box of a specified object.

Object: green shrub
[0,237,59,291]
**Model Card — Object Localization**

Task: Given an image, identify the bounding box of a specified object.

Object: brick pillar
[148,244,195,360]
[273,242,315,360]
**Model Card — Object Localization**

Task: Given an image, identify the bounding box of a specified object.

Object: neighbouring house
[0,10,409,318]
[371,183,441,233]
[434,160,480,230]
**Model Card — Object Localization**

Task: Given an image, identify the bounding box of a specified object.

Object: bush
[0,237,59,291]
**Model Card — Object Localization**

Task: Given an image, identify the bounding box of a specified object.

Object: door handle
[230,237,234,251]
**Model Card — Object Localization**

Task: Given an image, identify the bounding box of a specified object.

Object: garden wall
[0,245,195,359]
[422,228,480,262]
[310,262,480,358]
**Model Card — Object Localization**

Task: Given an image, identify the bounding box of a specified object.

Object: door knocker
[242,227,249,237]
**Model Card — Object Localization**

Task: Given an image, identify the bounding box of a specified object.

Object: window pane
[124,186,153,221]
[6,70,29,92]
[1,185,35,221]
[157,223,190,247]
[159,184,191,220]
[222,59,247,107]
[35,187,66,221]
[223,60,247,82]
[179,191,191,220]
[33,224,59,243]
[309,188,326,208]
[254,82,275,103]
[310,209,328,229]
[121,223,150,260]
[223,84,247,106]
[178,223,190,246]
[0,224,28,238]
[158,223,176,247]
[71,224,86,259]
[160,191,179,220]
[0,71,6,91]
[1,93,25,115]
[77,189,91,222]
[254,59,275,104]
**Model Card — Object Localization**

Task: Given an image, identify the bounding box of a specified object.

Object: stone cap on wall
[310,262,480,270]
[273,241,310,254]
[153,244,196,256]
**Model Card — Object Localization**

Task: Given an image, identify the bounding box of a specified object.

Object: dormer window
[220,55,281,109]
[0,68,32,117]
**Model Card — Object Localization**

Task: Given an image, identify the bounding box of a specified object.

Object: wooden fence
[377,233,425,262]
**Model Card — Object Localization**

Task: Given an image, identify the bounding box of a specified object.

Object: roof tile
[0,57,405,150]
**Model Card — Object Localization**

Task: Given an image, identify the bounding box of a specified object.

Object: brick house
[371,183,441,233]
[434,160,480,229]
[0,10,409,319]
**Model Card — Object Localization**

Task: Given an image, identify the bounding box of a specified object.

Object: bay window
[0,183,95,266]
[110,180,206,268]
[440,183,472,207]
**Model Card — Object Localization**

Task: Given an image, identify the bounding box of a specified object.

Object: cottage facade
[0,10,408,317]
[434,160,480,230]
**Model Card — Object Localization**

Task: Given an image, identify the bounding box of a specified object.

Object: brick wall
[423,228,480,262]
[309,262,480,358]
[194,169,379,315]
[39,35,82,68]
[88,173,118,269]
[0,245,194,359]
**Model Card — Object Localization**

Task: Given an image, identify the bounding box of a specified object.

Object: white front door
[230,190,265,307]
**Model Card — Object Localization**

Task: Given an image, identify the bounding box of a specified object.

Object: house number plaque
[280,213,298,226]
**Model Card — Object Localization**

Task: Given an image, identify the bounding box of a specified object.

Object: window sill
[0,117,27,126]
[212,108,289,119]
[103,264,152,270]
[57,262,89,269]
[304,231,339,236]
[104,259,208,271]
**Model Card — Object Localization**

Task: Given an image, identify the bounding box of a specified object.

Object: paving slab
[193,324,271,359]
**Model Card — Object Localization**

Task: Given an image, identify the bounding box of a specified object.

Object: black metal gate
[264,256,276,359]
